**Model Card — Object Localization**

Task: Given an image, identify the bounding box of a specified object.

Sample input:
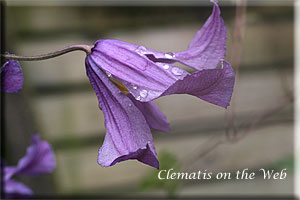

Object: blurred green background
[3,0,294,198]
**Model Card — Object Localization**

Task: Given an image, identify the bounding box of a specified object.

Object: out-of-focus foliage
[139,150,181,196]
[267,155,294,172]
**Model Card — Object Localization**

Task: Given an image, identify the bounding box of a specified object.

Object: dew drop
[163,64,170,70]
[220,59,224,68]
[136,96,141,101]
[140,89,148,98]
[171,67,183,76]
[216,59,224,69]
[129,103,132,107]
[135,46,147,55]
[164,52,175,59]
[132,85,138,90]
[105,71,112,78]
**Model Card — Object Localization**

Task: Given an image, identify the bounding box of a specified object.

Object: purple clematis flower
[0,0,234,169]
[85,0,235,169]
[3,134,56,197]
[0,59,23,93]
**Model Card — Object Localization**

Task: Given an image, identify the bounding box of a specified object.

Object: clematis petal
[127,94,170,132]
[174,1,226,70]
[175,3,227,70]
[15,134,56,175]
[5,179,33,197]
[89,39,188,102]
[163,61,235,108]
[135,1,226,71]
[0,60,23,93]
[4,166,17,181]
[86,57,159,169]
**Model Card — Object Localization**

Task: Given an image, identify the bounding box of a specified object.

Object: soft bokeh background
[2,0,294,198]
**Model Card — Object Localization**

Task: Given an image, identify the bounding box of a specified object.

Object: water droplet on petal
[140,89,148,98]
[216,59,224,69]
[129,103,132,107]
[171,67,184,76]
[136,96,141,101]
[164,52,175,59]
[163,64,170,70]
[132,85,138,90]
[105,71,112,78]
[135,46,147,55]
[220,59,224,68]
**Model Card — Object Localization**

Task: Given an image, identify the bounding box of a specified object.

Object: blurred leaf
[139,150,181,197]
[268,155,294,172]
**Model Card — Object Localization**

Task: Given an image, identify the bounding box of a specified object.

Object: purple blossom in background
[0,60,23,93]
[85,0,235,169]
[4,134,56,197]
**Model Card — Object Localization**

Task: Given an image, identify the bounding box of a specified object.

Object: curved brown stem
[1,44,92,61]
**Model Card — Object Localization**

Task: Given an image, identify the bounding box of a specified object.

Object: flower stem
[1,44,92,61]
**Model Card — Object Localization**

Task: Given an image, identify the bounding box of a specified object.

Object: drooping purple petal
[5,179,33,197]
[163,61,235,108]
[86,57,159,169]
[14,134,56,175]
[0,60,23,93]
[174,1,226,70]
[88,0,227,103]
[135,1,226,71]
[89,39,188,102]
[127,94,170,132]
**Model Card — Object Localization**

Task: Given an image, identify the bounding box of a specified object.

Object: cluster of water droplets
[127,48,185,102]
[156,52,185,76]
[164,52,175,59]
[140,89,148,98]
[171,67,184,76]
[120,82,150,102]
[157,62,184,77]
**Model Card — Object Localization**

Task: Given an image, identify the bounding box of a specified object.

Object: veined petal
[127,94,170,132]
[134,1,226,71]
[5,179,33,197]
[175,2,226,70]
[85,57,159,169]
[163,61,235,108]
[0,60,23,93]
[89,39,188,102]
[15,134,56,175]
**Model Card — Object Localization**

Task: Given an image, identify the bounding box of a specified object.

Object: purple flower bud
[0,60,24,93]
